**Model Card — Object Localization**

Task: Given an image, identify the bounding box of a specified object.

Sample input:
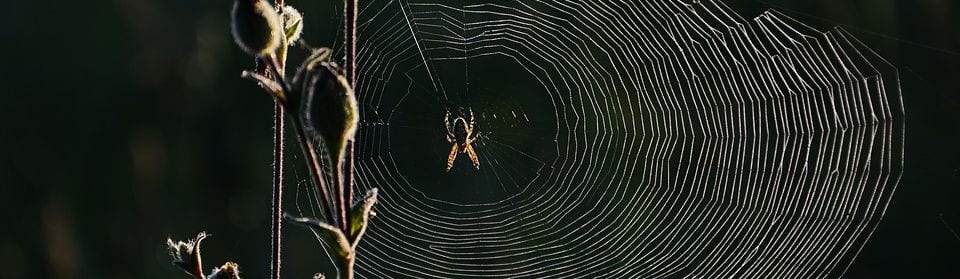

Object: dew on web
[294,0,905,277]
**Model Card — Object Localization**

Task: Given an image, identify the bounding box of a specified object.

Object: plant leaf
[284,213,352,257]
[348,188,378,248]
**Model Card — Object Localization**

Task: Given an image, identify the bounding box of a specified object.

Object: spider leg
[466,134,477,146]
[469,108,475,128]
[445,111,455,143]
[444,110,450,129]
[446,144,460,171]
[465,144,480,170]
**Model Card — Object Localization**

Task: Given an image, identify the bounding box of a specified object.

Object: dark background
[0,0,957,278]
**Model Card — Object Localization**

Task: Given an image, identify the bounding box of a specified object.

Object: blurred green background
[0,0,957,278]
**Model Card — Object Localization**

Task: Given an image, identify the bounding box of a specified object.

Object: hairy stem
[333,157,347,231]
[343,0,358,233]
[270,101,284,279]
[271,0,286,273]
[337,252,356,279]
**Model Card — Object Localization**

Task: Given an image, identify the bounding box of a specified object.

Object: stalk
[341,1,359,278]
[342,0,358,234]
[270,2,286,278]
[270,101,284,279]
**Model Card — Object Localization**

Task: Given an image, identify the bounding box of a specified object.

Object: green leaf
[348,188,379,248]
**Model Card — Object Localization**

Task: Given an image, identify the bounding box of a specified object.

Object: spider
[445,109,480,171]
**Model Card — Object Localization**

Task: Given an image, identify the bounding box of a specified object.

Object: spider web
[296,0,905,277]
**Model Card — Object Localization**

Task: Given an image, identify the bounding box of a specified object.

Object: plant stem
[271,0,286,273]
[338,1,359,279]
[337,252,356,279]
[333,158,347,231]
[343,0,358,232]
[270,101,284,279]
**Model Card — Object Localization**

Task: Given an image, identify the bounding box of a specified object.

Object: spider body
[445,109,480,171]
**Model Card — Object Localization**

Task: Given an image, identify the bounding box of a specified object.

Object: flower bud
[231,0,282,57]
[281,6,303,45]
[300,61,358,166]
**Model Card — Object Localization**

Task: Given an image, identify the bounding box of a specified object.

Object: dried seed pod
[208,262,241,279]
[166,232,209,278]
[300,61,358,166]
[231,0,282,57]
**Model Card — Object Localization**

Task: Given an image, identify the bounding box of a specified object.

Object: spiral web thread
[298,0,905,277]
